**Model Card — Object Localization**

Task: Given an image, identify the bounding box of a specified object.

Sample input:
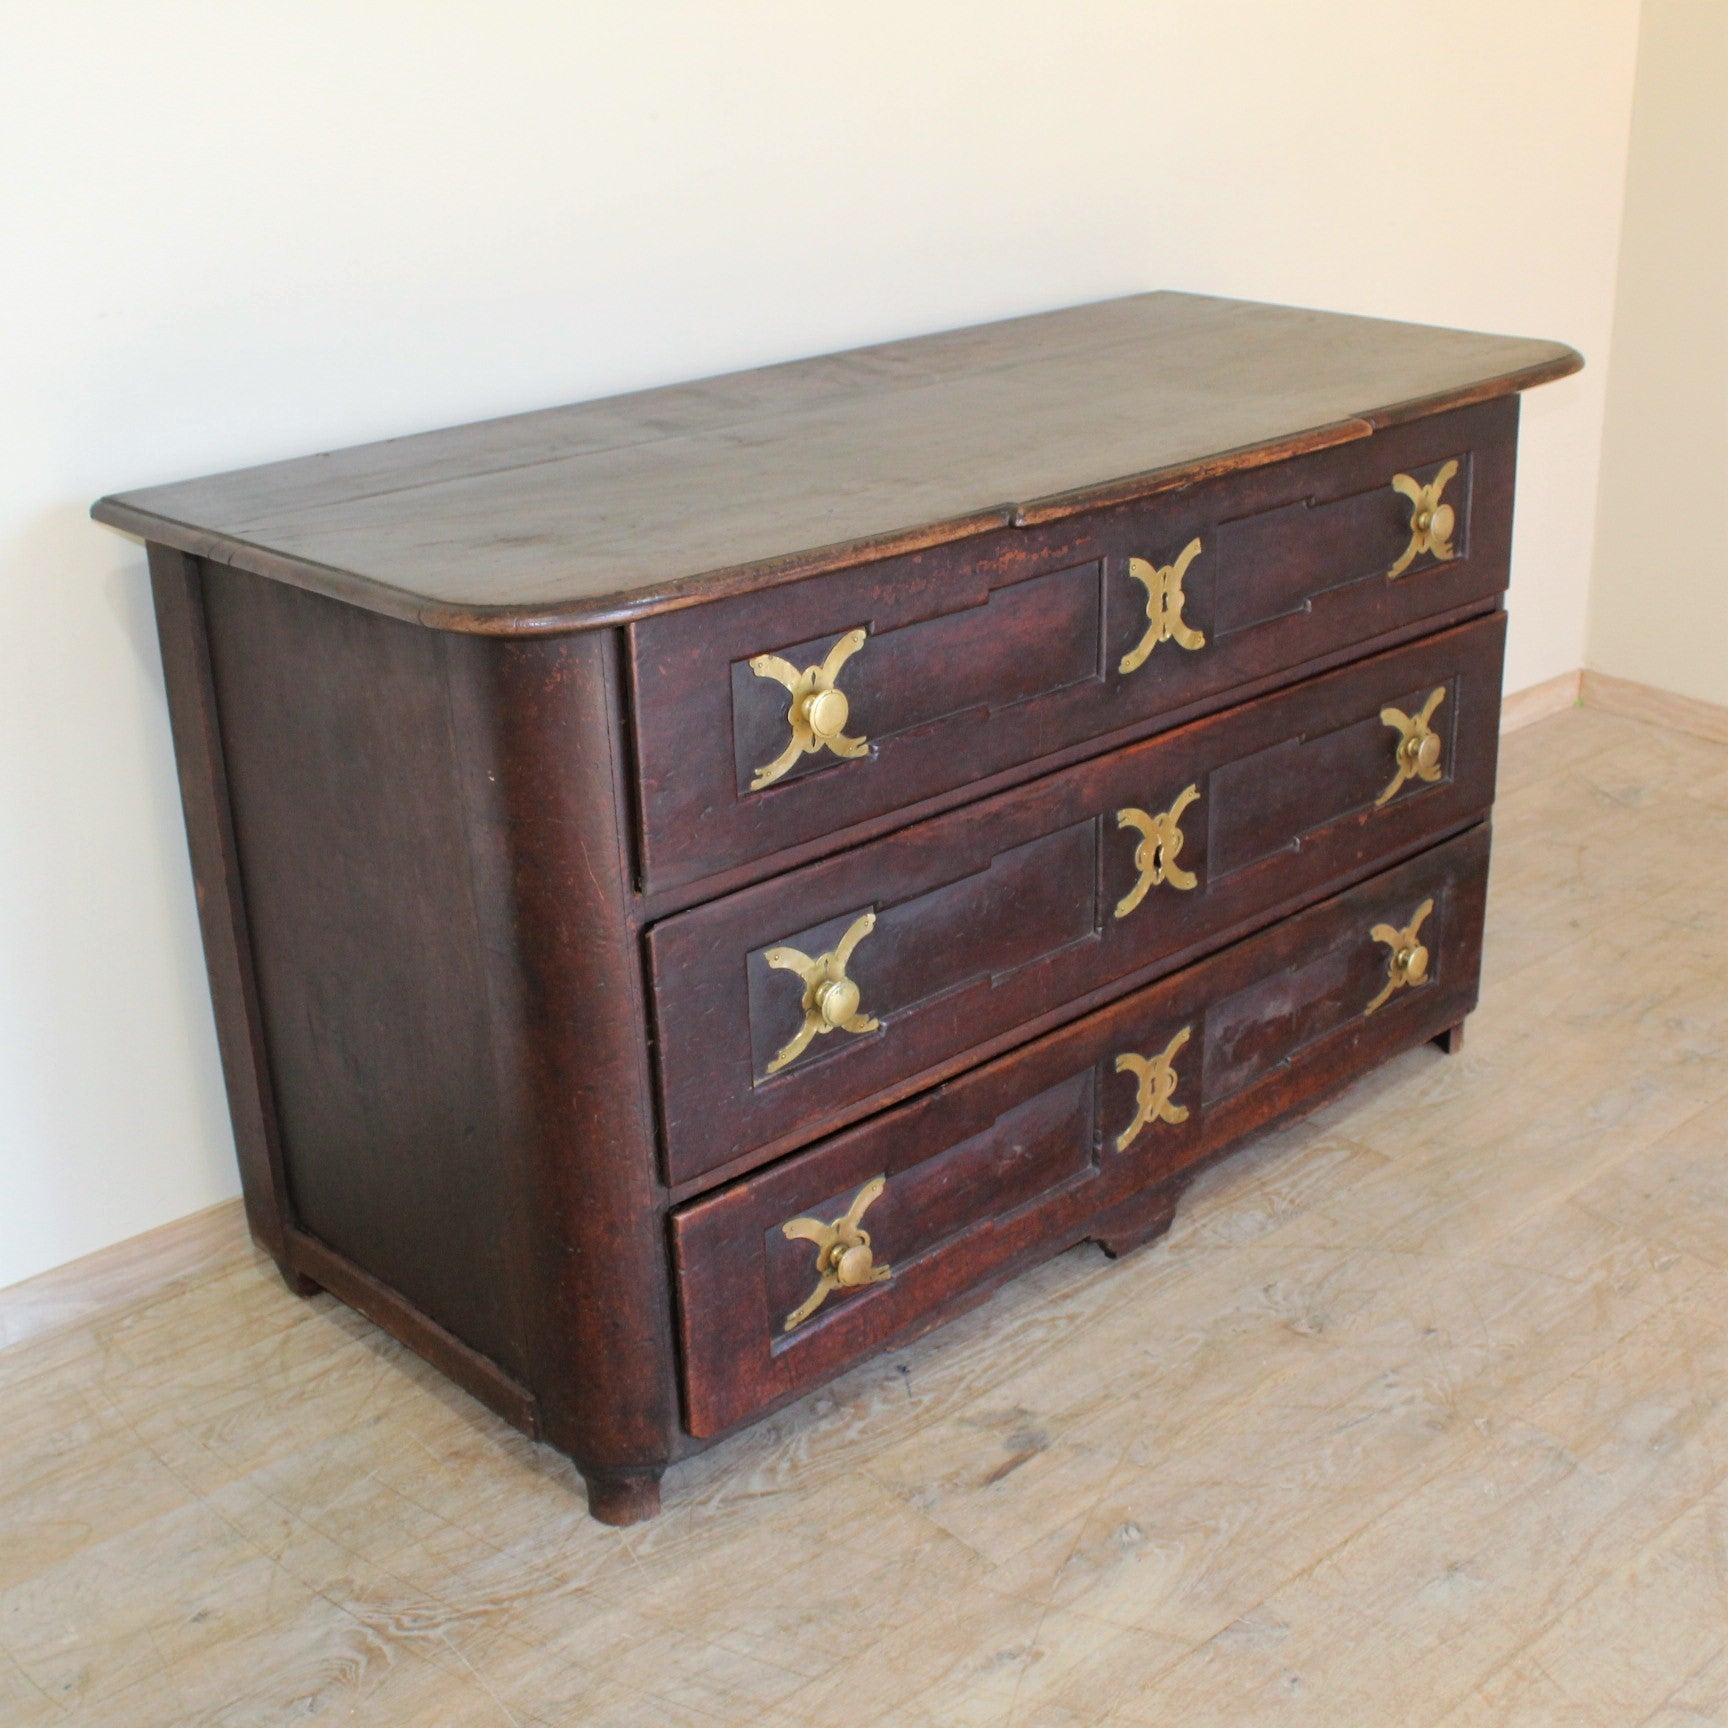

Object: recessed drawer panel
[629,398,1517,894]
[673,824,1490,1436]
[649,611,1504,1187]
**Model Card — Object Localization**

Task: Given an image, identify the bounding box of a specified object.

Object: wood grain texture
[104,297,1578,1533]
[199,566,527,1375]
[91,292,1578,631]
[470,628,683,1491]
[283,1226,537,1437]
[2,706,1722,1726]
[633,589,1506,922]
[652,616,1506,1187]
[629,398,1517,892]
[146,547,295,1268]
[170,560,682,1501]
[0,1200,246,1353]
[675,826,1491,1436]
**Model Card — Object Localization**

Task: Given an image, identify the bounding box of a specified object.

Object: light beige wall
[1588,0,1728,706]
[0,2,1639,1288]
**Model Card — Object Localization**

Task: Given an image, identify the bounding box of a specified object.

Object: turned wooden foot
[582,1467,663,1526]
[276,1259,321,1298]
[1433,1019,1468,1056]
[1090,1180,1187,1260]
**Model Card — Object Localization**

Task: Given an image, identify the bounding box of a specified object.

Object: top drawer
[627,397,1517,894]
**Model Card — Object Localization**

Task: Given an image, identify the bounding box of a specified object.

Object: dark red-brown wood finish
[179,566,686,1518]
[629,398,1516,892]
[95,291,1576,629]
[104,294,1581,1522]
[650,613,1505,1187]
[674,826,1491,1438]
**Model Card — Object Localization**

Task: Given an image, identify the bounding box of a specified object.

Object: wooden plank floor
[3,704,1726,1727]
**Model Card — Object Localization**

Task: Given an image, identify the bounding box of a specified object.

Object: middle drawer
[649,610,1504,1187]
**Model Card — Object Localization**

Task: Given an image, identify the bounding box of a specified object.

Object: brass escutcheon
[1114,1025,1193,1152]
[1365,898,1434,1015]
[1120,539,1206,673]
[1388,460,1460,578]
[748,628,870,790]
[763,911,880,1075]
[1115,784,1202,918]
[781,1176,892,1331]
[1377,687,1447,807]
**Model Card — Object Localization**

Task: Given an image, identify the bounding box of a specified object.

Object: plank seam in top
[90,292,1584,634]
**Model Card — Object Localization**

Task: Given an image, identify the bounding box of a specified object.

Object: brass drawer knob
[833,1241,878,1286]
[801,686,852,741]
[1388,460,1460,578]
[763,911,880,1075]
[781,1175,892,1331]
[1402,729,1443,777]
[1114,1024,1192,1152]
[1120,538,1206,673]
[813,975,861,1027]
[748,628,870,790]
[1377,687,1446,807]
[1365,898,1434,1015]
[1115,784,1201,918]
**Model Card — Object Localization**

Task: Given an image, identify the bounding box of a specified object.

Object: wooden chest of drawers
[94,292,1579,1523]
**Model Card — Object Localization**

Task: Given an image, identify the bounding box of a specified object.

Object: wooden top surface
[92,291,1580,633]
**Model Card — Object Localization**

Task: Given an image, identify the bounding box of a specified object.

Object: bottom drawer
[673,824,1490,1437]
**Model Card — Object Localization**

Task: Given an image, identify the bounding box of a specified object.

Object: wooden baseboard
[0,1199,250,1353]
[1580,670,1728,745]
[1499,668,1728,744]
[1501,669,1581,734]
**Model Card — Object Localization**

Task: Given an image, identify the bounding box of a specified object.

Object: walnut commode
[94,292,1580,1522]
